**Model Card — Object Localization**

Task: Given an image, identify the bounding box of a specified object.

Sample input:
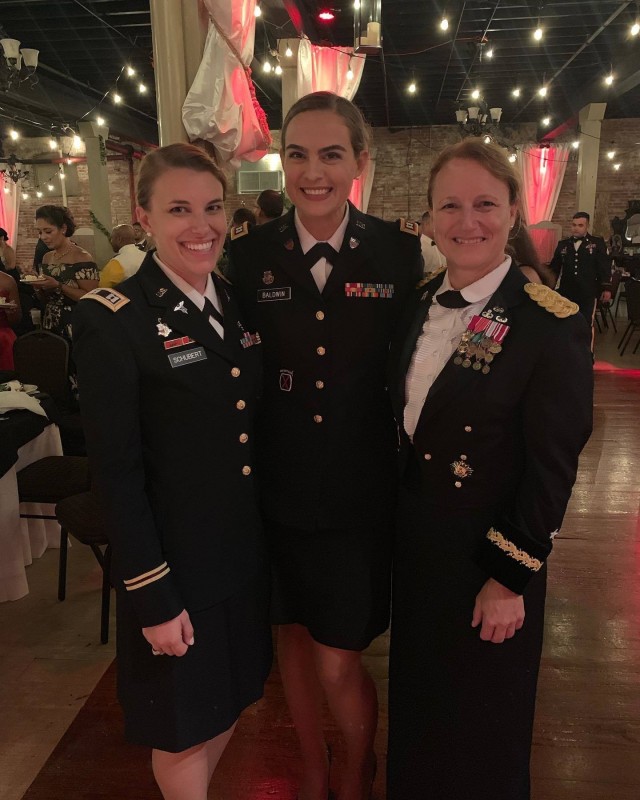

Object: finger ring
[151,648,162,656]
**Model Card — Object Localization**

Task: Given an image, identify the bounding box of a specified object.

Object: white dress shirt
[295,206,349,292]
[153,253,224,339]
[404,256,512,438]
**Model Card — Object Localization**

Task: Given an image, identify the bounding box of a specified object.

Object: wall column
[149,0,189,145]
[577,103,606,222]
[280,38,301,124]
[78,121,113,266]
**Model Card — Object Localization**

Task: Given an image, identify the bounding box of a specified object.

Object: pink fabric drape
[296,37,366,208]
[519,144,570,263]
[0,173,19,249]
[182,0,271,164]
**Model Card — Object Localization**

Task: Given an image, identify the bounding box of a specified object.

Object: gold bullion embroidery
[523,283,579,318]
[123,562,171,591]
[79,288,130,312]
[416,266,447,289]
[486,528,543,572]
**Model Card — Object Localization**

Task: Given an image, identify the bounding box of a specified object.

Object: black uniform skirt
[265,520,393,651]
[116,573,272,753]
[387,488,547,800]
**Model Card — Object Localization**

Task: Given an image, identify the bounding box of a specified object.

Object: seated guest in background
[419,210,446,274]
[73,142,271,800]
[0,228,17,274]
[387,139,593,800]
[549,211,612,349]
[99,224,146,288]
[508,216,556,287]
[0,270,21,370]
[32,205,99,343]
[253,189,284,225]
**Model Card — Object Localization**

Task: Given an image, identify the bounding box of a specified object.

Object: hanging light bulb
[631,22,640,36]
[274,64,282,76]
[607,150,616,159]
[139,83,147,93]
[73,135,82,149]
[533,27,543,41]
[613,163,621,170]
[3,186,9,194]
[262,60,272,73]
[113,92,122,104]
[96,116,105,126]
[66,158,73,165]
[484,135,491,144]
[486,48,494,59]
[471,89,480,100]
[22,192,29,200]
[126,66,135,77]
[36,190,43,198]
[59,171,66,180]
[440,18,449,31]
[347,67,354,81]
[538,86,548,97]
[512,87,521,98]
[285,46,293,58]
[572,140,580,149]
[47,183,54,191]
[49,138,57,150]
[254,4,262,16]
[508,153,517,163]
[604,74,614,86]
[408,81,417,94]
[542,116,551,126]
[9,129,19,141]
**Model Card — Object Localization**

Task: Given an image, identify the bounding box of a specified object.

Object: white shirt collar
[294,205,350,255]
[152,252,216,312]
[437,256,512,304]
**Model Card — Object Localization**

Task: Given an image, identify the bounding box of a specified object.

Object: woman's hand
[142,609,195,657]
[37,274,61,293]
[472,578,525,643]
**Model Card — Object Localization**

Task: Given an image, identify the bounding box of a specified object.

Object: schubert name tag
[168,346,207,368]
[257,287,291,302]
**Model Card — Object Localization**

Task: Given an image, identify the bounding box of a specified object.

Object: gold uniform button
[236,400,246,410]
[316,380,325,389]
[316,310,325,321]
[424,453,432,460]
[231,367,241,377]
[464,426,472,432]
[314,415,323,423]
[317,346,326,356]
[242,466,252,476]
[454,481,462,488]
[239,433,249,443]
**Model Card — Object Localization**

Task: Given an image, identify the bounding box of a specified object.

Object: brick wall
[8,120,639,268]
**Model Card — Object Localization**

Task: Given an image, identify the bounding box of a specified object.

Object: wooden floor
[1,322,639,800]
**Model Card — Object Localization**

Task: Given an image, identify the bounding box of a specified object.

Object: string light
[126,66,135,77]
[254,4,262,16]
[572,140,580,149]
[22,192,29,200]
[113,93,122,104]
[73,135,82,148]
[408,81,417,94]
[538,86,548,97]
[631,22,640,36]
[533,27,543,41]
[49,138,57,150]
[604,73,614,86]
[607,150,616,159]
[138,83,147,93]
[486,48,494,58]
[47,183,54,191]
[541,116,551,126]
[440,18,449,31]
[512,87,521,98]
[36,190,43,198]
[262,61,272,73]
[471,89,481,100]
[613,163,621,170]
[59,171,66,179]
[96,116,105,126]
[354,0,360,8]
[3,186,9,194]
[9,129,19,141]
[285,46,293,57]
[484,135,491,144]
[274,64,282,76]
[508,153,517,163]
[347,66,354,81]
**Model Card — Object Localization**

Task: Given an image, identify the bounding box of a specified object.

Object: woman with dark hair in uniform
[73,143,271,800]
[229,91,422,800]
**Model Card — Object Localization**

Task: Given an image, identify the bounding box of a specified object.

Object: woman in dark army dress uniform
[387,139,593,800]
[73,144,271,800]
[229,92,422,800]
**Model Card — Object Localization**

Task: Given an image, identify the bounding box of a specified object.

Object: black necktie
[203,296,224,327]
[436,290,472,309]
[304,242,340,271]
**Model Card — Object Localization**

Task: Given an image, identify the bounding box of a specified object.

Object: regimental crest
[524,282,579,318]
[349,236,360,249]
[156,320,172,337]
[284,239,295,251]
[451,457,474,479]
[263,270,275,285]
[279,369,293,391]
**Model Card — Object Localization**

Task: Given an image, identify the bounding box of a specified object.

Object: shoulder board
[416,266,447,288]
[213,266,231,284]
[230,221,251,241]
[523,282,579,318]
[399,218,420,236]
[79,288,130,312]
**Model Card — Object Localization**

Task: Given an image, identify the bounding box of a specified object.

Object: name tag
[345,282,394,298]
[257,287,291,302]
[168,346,207,368]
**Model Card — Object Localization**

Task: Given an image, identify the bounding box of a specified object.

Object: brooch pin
[453,313,510,374]
[173,301,188,314]
[156,320,172,337]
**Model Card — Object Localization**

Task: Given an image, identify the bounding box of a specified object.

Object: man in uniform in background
[99,224,145,288]
[549,211,612,350]
[419,210,446,275]
[253,189,284,226]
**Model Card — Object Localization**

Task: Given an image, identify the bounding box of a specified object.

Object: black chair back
[625,279,640,324]
[13,330,70,405]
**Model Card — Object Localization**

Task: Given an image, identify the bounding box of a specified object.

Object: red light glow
[318,10,335,21]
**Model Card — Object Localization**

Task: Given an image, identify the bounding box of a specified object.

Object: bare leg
[152,722,236,800]
[278,624,331,800]
[313,643,377,800]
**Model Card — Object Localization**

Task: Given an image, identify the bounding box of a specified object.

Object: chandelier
[0,37,39,92]
[1,154,29,184]
[455,100,502,139]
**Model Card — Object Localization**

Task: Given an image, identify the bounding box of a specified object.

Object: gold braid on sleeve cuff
[123,562,170,591]
[486,528,543,573]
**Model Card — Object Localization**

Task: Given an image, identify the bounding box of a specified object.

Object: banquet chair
[16,455,91,600]
[618,279,640,356]
[597,270,621,333]
[55,490,112,645]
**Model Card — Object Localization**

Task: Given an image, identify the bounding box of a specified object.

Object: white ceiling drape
[296,37,365,100]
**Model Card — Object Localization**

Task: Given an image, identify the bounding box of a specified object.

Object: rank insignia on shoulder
[399,218,420,236]
[79,288,130,312]
[230,221,250,240]
[416,266,447,288]
[524,283,579,318]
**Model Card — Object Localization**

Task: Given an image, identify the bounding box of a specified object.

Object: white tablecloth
[0,424,63,602]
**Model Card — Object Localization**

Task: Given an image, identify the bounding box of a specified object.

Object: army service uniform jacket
[228,203,423,530]
[72,254,265,627]
[388,264,594,594]
[549,233,612,313]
